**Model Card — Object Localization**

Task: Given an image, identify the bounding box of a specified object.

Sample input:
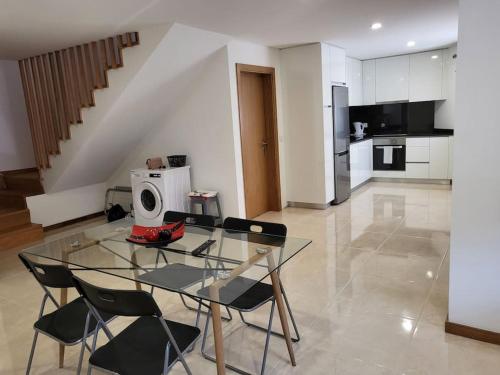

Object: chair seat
[89,316,200,375]
[198,276,274,311]
[138,263,208,290]
[34,296,114,345]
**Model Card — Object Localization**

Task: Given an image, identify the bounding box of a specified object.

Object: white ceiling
[0,0,458,60]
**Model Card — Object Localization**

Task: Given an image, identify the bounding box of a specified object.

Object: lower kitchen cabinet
[448,136,454,179]
[351,136,451,185]
[350,139,372,189]
[429,137,449,179]
[404,136,451,179]
[406,163,430,178]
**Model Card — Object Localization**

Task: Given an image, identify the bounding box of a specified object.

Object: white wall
[26,183,106,227]
[226,40,286,215]
[435,44,457,129]
[108,41,239,216]
[109,28,286,218]
[32,23,286,224]
[0,60,35,171]
[448,0,500,332]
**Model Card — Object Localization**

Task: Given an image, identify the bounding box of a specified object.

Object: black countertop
[350,129,453,145]
[350,135,372,144]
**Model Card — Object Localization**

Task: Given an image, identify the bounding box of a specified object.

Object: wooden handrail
[18,32,139,169]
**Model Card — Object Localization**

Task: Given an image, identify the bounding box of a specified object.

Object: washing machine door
[134,181,163,220]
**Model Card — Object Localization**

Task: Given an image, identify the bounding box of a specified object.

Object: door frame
[236,63,282,218]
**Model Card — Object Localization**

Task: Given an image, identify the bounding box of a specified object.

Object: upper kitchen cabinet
[376,55,409,102]
[321,44,333,106]
[409,50,444,101]
[321,43,347,106]
[346,57,363,106]
[362,60,376,105]
[330,45,346,85]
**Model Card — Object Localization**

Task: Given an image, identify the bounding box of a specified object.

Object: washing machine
[130,166,191,226]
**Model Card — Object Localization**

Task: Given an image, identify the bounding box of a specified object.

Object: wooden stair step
[0,223,44,251]
[0,208,31,232]
[3,171,44,195]
[0,191,27,209]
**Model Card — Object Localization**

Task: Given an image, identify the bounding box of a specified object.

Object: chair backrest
[18,253,74,288]
[164,210,216,228]
[72,275,162,317]
[223,217,287,237]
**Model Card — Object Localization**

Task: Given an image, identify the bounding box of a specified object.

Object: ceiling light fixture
[431,55,439,59]
[407,40,416,47]
[371,22,382,30]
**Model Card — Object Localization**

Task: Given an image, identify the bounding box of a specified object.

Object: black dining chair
[18,253,115,375]
[138,211,232,327]
[200,217,300,375]
[72,275,200,375]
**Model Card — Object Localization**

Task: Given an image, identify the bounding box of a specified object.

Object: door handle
[261,141,268,148]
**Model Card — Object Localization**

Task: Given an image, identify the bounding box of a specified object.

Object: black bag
[107,204,127,222]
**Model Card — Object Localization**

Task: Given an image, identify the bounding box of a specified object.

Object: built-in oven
[373,137,406,171]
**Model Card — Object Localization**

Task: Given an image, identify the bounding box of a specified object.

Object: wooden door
[237,65,281,219]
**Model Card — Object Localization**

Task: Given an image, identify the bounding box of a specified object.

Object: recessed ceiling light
[371,22,382,30]
[431,55,439,59]
[407,40,416,47]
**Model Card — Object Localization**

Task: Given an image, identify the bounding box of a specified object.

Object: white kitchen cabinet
[373,170,406,178]
[376,55,409,102]
[406,146,430,162]
[448,136,454,179]
[350,139,373,189]
[429,137,449,179]
[409,50,444,101]
[406,163,429,178]
[321,44,333,106]
[406,137,430,147]
[346,57,363,106]
[330,45,346,85]
[362,60,376,105]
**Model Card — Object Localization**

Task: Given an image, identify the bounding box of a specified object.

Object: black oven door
[373,145,406,171]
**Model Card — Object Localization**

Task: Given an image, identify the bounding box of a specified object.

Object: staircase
[0,169,44,251]
[18,32,139,170]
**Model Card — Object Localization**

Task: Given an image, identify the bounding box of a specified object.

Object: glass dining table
[22,217,312,374]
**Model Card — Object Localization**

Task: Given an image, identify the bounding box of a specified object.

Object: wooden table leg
[270,270,296,366]
[210,301,226,375]
[59,288,68,368]
[130,248,142,291]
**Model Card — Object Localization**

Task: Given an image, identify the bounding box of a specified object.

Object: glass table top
[22,218,312,306]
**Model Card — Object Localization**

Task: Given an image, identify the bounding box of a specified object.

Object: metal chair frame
[76,282,197,375]
[199,217,301,375]
[20,254,114,375]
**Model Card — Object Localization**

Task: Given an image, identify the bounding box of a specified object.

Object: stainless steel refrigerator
[332,85,351,204]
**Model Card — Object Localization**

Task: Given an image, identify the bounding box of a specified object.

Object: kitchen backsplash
[349,101,435,135]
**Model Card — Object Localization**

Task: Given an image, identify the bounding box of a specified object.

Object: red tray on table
[126,220,185,247]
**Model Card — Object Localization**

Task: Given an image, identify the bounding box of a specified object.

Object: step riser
[0,210,31,232]
[0,226,43,251]
[0,195,26,209]
[4,177,44,194]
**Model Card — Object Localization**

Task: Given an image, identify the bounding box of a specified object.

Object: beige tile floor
[1,182,500,374]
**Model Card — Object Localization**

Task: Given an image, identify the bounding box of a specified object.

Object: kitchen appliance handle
[375,146,403,149]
